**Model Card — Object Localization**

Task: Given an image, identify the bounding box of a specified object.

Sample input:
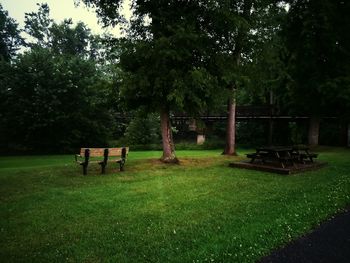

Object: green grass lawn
[1,148,349,262]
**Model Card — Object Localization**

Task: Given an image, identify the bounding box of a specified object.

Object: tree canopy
[1,0,349,153]
[0,4,23,61]
[0,4,116,153]
[283,0,350,118]
[80,0,224,161]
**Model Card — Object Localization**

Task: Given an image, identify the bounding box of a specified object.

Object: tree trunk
[223,94,237,155]
[268,119,274,146]
[160,109,178,163]
[268,89,274,146]
[308,116,320,146]
[347,123,350,147]
[223,0,252,156]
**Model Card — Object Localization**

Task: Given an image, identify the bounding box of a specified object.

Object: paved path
[259,207,350,263]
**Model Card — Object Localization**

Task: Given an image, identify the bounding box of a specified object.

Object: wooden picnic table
[246,146,319,169]
[247,146,295,169]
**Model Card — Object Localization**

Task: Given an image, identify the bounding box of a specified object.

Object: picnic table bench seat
[246,153,259,159]
[292,152,318,163]
[246,152,269,163]
[278,155,295,162]
[291,147,319,163]
[75,147,129,175]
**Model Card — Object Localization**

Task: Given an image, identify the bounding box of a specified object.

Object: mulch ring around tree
[258,206,350,263]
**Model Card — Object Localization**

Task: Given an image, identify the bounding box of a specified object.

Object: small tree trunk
[308,116,320,146]
[223,94,237,155]
[268,89,274,146]
[268,119,274,146]
[338,122,348,146]
[347,123,350,147]
[160,109,178,163]
[222,0,252,156]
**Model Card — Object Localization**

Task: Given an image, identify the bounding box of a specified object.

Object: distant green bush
[124,113,161,145]
[236,121,268,147]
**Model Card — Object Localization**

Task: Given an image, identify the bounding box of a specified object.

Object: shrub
[124,113,161,145]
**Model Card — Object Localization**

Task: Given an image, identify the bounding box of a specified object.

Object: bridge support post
[197,134,205,145]
[188,119,196,131]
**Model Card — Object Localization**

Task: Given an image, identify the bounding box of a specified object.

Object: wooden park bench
[75,147,129,175]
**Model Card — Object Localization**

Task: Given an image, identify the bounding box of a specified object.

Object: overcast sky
[1,0,131,36]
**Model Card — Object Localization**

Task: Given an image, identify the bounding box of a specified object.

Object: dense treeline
[0,1,349,155]
[0,4,119,153]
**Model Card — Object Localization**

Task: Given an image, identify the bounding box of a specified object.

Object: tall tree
[24,4,99,58]
[237,2,289,145]
[24,3,52,48]
[283,0,350,145]
[0,4,116,152]
[49,19,92,56]
[207,0,278,154]
[81,0,218,162]
[0,4,23,61]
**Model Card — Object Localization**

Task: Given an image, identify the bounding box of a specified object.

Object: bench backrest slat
[109,147,129,157]
[80,148,105,157]
[80,147,129,157]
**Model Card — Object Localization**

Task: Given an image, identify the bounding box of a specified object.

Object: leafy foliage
[116,1,220,115]
[237,2,289,106]
[24,4,99,58]
[0,4,23,61]
[1,0,349,153]
[124,112,160,145]
[0,4,117,153]
[282,0,350,118]
[79,0,228,160]
[0,48,115,152]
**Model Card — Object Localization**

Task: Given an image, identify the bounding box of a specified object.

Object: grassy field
[1,148,349,262]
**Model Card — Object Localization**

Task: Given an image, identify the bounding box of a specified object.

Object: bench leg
[101,163,106,174]
[290,159,296,168]
[82,163,88,175]
[280,161,285,169]
[119,160,125,171]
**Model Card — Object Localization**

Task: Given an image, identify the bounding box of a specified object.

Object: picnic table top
[256,145,311,152]
[256,146,293,152]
